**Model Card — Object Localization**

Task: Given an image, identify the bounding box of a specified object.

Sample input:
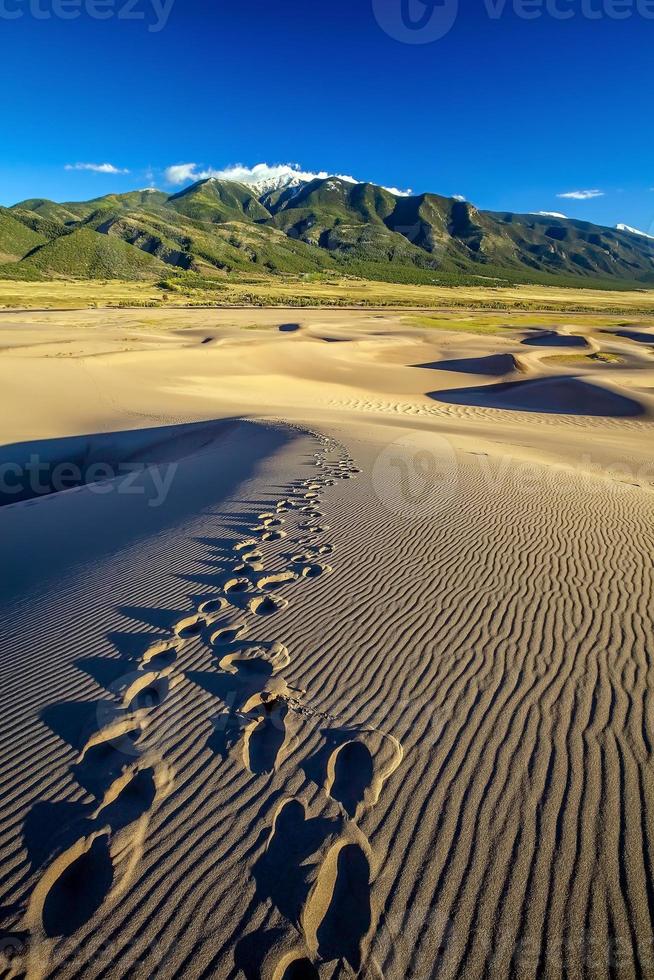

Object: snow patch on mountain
[164,161,412,196]
[616,223,654,241]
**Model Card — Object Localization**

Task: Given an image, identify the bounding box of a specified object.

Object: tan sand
[0,308,653,979]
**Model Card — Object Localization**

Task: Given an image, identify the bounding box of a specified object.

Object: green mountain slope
[0,208,47,263]
[167,179,271,224]
[5,176,654,287]
[17,227,167,279]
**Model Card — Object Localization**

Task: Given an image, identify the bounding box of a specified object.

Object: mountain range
[1,171,653,289]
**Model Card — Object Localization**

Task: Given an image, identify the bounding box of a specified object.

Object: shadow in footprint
[279,958,320,979]
[245,702,291,775]
[329,741,374,819]
[280,956,320,980]
[74,727,143,798]
[253,800,339,928]
[96,767,158,834]
[232,928,289,980]
[41,835,114,938]
[279,323,300,333]
[316,844,371,971]
[124,675,170,713]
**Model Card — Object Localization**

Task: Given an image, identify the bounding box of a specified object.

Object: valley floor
[0,308,653,979]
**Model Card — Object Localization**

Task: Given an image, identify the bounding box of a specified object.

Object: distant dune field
[0,307,653,979]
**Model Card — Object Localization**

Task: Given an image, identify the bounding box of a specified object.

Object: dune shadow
[521,331,588,348]
[612,329,654,344]
[415,353,517,376]
[429,377,645,417]
[0,418,242,508]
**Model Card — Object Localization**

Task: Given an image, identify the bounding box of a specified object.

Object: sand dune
[1,308,654,979]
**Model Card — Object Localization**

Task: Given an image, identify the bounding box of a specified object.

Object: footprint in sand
[242,699,296,775]
[211,645,298,768]
[91,757,174,833]
[303,524,330,537]
[28,759,173,943]
[256,571,297,592]
[77,715,146,765]
[211,623,249,647]
[140,638,181,671]
[249,595,289,617]
[234,538,259,553]
[121,670,176,713]
[198,598,229,617]
[260,517,285,529]
[324,731,403,820]
[224,576,254,597]
[241,549,264,566]
[301,564,332,580]
[261,530,287,542]
[303,837,373,973]
[173,613,207,640]
[290,544,334,563]
[253,798,341,929]
[218,641,291,681]
[27,829,114,939]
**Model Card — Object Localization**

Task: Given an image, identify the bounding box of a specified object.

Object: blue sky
[1,0,653,232]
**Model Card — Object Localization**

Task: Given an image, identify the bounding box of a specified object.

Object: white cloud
[65,162,130,175]
[164,161,350,187]
[556,189,604,200]
[164,162,203,185]
[532,211,568,218]
[163,161,412,196]
[453,194,467,201]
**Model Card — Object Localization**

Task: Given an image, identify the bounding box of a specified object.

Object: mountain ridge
[2,175,653,288]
